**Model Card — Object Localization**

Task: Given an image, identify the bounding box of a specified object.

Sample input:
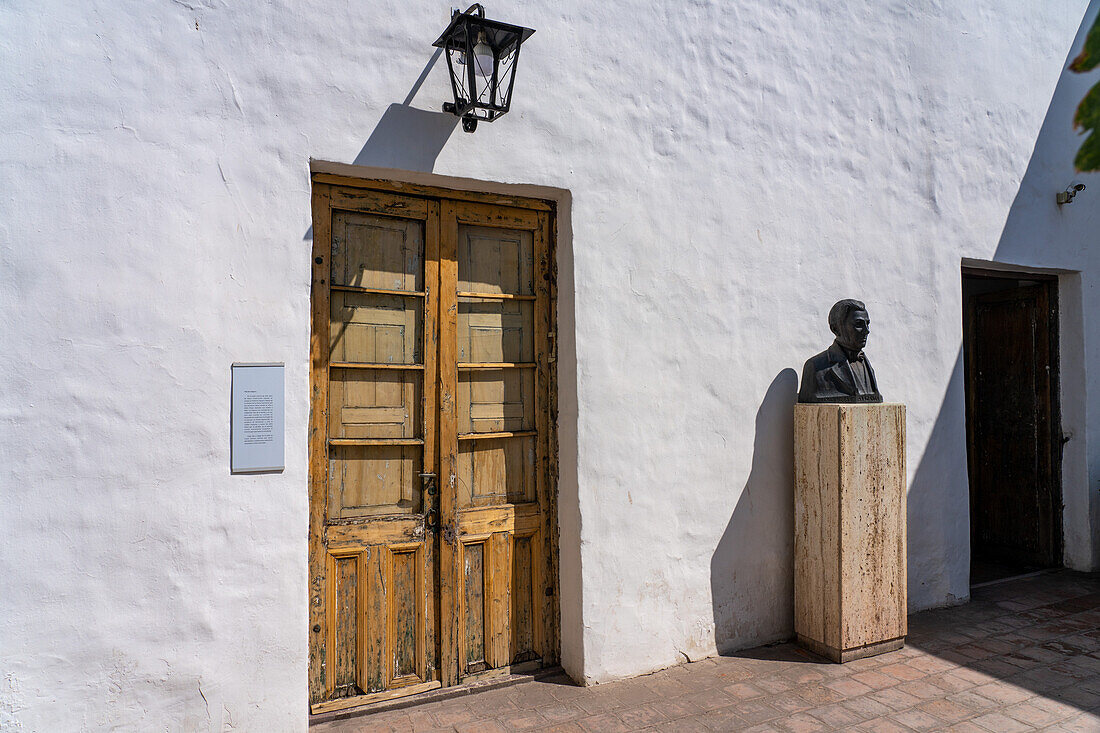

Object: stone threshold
[308,666,571,726]
[970,567,1058,590]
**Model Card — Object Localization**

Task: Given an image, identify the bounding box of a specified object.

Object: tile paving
[313,570,1100,732]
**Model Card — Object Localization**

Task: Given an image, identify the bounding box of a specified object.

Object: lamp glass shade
[472,34,494,78]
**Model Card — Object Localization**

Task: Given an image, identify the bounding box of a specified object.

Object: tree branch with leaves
[1070,15,1100,171]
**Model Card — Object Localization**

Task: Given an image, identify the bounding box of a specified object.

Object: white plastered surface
[1,0,1098,728]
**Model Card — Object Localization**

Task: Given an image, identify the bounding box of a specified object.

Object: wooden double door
[308,177,558,713]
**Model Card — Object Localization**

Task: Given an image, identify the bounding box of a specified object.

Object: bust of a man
[798,299,883,403]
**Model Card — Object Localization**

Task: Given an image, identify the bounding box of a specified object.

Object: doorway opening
[962,268,1063,587]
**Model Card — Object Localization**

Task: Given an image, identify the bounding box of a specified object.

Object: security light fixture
[1057,181,1086,205]
[434,4,535,133]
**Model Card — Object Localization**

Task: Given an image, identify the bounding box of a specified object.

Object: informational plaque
[231,363,285,473]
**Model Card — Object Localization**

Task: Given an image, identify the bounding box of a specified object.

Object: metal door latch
[421,473,439,531]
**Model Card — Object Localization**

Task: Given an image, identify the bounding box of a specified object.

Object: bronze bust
[798,299,883,403]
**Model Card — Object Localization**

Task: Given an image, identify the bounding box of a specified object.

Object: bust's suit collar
[826,342,858,395]
[826,340,879,395]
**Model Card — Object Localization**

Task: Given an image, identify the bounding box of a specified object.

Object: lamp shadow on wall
[351,103,458,172]
[353,48,458,172]
[710,369,799,656]
[300,102,457,242]
[302,49,457,242]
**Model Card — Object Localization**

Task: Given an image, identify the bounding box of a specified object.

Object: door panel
[458,435,537,506]
[328,444,423,518]
[329,370,422,440]
[964,282,1059,568]
[459,531,542,675]
[330,553,360,698]
[447,207,551,683]
[457,225,534,296]
[310,193,439,711]
[311,184,555,712]
[462,539,488,673]
[332,214,424,292]
[458,298,534,363]
[330,292,422,364]
[459,369,535,433]
[510,531,541,664]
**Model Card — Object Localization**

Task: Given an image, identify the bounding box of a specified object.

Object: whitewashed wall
[2,0,1098,729]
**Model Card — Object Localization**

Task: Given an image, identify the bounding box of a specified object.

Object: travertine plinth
[794,403,906,663]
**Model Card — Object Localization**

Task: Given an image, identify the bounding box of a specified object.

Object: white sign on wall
[231,363,285,473]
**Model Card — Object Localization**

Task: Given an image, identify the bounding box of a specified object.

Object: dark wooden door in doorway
[963,274,1061,575]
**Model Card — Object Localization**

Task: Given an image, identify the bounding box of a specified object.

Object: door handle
[421,473,439,532]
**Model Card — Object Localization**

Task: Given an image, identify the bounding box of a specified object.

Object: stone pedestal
[794,403,906,663]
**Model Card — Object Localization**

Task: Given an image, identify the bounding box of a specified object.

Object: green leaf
[1074,82,1100,171]
[1071,17,1100,171]
[1074,81,1100,131]
[1069,16,1100,72]
[1075,129,1100,172]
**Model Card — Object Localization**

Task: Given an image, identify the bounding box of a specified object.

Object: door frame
[308,163,563,713]
[961,264,1064,573]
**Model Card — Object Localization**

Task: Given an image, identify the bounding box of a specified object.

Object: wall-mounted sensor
[1057,181,1086,205]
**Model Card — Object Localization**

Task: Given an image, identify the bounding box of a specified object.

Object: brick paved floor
[313,570,1100,732]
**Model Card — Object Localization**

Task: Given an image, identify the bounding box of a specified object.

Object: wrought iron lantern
[433,4,535,132]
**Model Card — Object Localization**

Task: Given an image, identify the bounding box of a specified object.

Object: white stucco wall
[2,0,1098,729]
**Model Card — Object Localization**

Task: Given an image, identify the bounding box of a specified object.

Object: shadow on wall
[301,102,456,238]
[352,103,458,172]
[993,7,1099,268]
[905,3,1100,608]
[988,2,1097,577]
[352,49,458,172]
[711,369,798,654]
[302,50,457,237]
[906,350,969,608]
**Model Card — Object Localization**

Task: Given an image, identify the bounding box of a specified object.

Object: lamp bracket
[453,4,485,19]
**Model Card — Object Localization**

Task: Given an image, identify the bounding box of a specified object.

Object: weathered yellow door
[309,179,557,713]
[439,202,555,686]
[308,187,442,713]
